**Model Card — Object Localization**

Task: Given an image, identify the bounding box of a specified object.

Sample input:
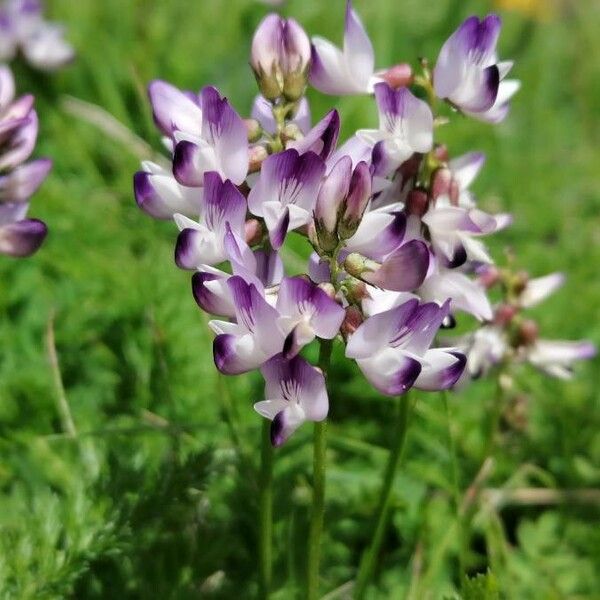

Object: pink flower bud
[433,144,449,162]
[518,319,539,345]
[494,303,518,326]
[248,145,268,173]
[448,178,460,206]
[341,305,364,339]
[430,167,452,201]
[478,265,500,289]
[382,63,414,89]
[405,188,429,217]
[245,218,263,246]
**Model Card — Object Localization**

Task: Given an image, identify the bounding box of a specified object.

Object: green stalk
[259,418,274,599]
[354,393,411,599]
[306,338,333,600]
[442,391,467,592]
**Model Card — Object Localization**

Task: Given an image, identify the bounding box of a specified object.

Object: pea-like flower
[434,14,519,120]
[358,83,434,175]
[0,0,74,70]
[247,148,325,249]
[346,298,466,395]
[0,65,49,258]
[174,172,247,269]
[172,86,248,188]
[254,353,328,446]
[310,0,379,96]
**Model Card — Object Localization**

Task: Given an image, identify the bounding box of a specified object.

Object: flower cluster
[133,1,591,445]
[0,0,74,71]
[455,266,596,380]
[0,64,50,257]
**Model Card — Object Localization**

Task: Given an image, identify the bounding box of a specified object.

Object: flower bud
[244,118,262,143]
[494,303,517,326]
[245,218,263,246]
[430,167,452,201]
[341,305,364,339]
[405,188,429,217]
[433,144,449,162]
[518,319,539,345]
[339,161,372,240]
[281,122,303,143]
[250,14,311,102]
[318,282,336,299]
[382,63,414,89]
[314,156,351,252]
[248,145,268,173]
[449,178,460,206]
[513,270,529,296]
[343,277,368,304]
[344,252,378,279]
[478,265,500,289]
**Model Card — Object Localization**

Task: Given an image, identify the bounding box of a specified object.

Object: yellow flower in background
[495,0,556,20]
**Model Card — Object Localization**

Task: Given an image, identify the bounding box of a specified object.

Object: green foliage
[0,0,599,598]
[462,571,500,600]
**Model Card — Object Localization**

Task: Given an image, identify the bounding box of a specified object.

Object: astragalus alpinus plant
[133,2,594,597]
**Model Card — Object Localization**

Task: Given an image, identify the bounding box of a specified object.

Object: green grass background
[0,0,599,597]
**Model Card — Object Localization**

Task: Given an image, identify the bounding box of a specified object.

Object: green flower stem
[354,393,411,599]
[259,418,274,599]
[442,391,467,592]
[306,338,333,600]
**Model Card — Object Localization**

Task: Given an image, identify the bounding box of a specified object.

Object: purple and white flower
[0,64,49,257]
[191,226,283,318]
[174,171,247,269]
[276,276,345,357]
[434,15,510,118]
[454,325,507,379]
[518,272,565,309]
[422,203,510,267]
[147,80,203,140]
[417,260,493,321]
[0,0,74,70]
[0,200,46,257]
[310,0,380,96]
[255,353,328,446]
[361,240,430,292]
[210,276,286,375]
[134,160,201,220]
[288,109,340,161]
[247,148,325,249]
[358,83,434,176]
[0,156,51,202]
[172,86,248,187]
[346,298,466,395]
[525,340,596,380]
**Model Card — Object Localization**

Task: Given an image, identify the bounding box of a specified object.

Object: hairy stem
[354,393,411,599]
[259,418,274,599]
[306,338,333,600]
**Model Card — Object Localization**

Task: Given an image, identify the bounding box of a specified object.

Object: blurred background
[1,0,599,597]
